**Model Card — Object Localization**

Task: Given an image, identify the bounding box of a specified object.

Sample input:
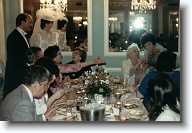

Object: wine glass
[80,86,86,97]
[114,91,122,105]
[76,89,82,97]
[114,90,123,114]
[75,96,83,111]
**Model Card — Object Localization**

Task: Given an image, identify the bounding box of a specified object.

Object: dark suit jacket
[0,84,42,121]
[3,29,29,99]
[5,63,30,97]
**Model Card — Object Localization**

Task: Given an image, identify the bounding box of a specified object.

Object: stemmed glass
[83,93,89,106]
[114,90,122,114]
[75,96,83,111]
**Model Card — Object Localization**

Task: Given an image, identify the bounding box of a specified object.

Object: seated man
[0,65,56,121]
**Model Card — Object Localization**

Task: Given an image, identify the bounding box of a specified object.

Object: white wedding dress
[30,29,58,52]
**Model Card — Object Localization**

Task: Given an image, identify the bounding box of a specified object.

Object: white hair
[126,43,140,56]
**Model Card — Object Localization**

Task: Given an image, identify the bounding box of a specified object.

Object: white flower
[84,71,88,76]
[85,80,89,85]
[100,80,105,84]
[104,69,108,73]
[99,88,104,92]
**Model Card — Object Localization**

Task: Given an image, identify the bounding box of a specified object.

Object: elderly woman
[121,43,148,88]
[64,47,92,79]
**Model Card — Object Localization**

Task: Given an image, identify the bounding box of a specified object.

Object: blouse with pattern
[50,63,82,93]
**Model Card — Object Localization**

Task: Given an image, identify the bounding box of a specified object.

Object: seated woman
[121,43,148,88]
[44,45,106,93]
[140,32,167,59]
[135,51,180,108]
[147,74,180,121]
[64,47,92,79]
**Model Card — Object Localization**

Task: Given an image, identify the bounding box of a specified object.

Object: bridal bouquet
[84,66,112,97]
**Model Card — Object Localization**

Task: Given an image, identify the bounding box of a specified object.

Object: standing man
[3,13,33,99]
[0,65,56,121]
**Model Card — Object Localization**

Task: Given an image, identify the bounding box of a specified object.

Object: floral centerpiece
[84,66,112,97]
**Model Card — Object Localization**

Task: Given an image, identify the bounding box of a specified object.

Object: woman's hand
[51,90,65,101]
[64,116,74,121]
[45,106,56,120]
[141,60,148,71]
[92,57,106,65]
[63,76,71,83]
[53,94,67,105]
[80,57,106,67]
[66,90,77,100]
[46,90,65,108]
[130,59,146,76]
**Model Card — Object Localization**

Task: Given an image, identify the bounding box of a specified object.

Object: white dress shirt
[16,27,30,48]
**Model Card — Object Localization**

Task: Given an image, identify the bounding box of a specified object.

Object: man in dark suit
[0,65,56,121]
[3,13,33,99]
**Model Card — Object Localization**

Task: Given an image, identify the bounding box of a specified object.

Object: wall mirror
[23,0,92,56]
[104,0,179,57]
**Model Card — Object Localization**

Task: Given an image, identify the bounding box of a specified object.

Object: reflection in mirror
[105,0,179,55]
[23,0,92,55]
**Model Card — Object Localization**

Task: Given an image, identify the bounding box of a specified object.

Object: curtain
[0,0,6,65]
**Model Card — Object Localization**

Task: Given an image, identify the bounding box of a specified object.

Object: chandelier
[131,0,156,12]
[73,16,83,23]
[40,0,67,13]
[109,17,117,23]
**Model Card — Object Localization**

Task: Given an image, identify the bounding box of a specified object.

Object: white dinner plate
[104,104,119,115]
[49,114,71,121]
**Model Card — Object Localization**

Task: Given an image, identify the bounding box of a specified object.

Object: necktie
[32,100,37,120]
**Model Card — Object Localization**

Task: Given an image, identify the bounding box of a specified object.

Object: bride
[29,9,59,52]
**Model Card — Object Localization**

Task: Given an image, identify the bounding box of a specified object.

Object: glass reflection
[108,0,179,53]
[23,0,89,52]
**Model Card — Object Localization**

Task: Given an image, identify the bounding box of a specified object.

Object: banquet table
[49,90,149,122]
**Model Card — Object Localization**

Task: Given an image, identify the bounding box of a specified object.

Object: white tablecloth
[50,94,148,121]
